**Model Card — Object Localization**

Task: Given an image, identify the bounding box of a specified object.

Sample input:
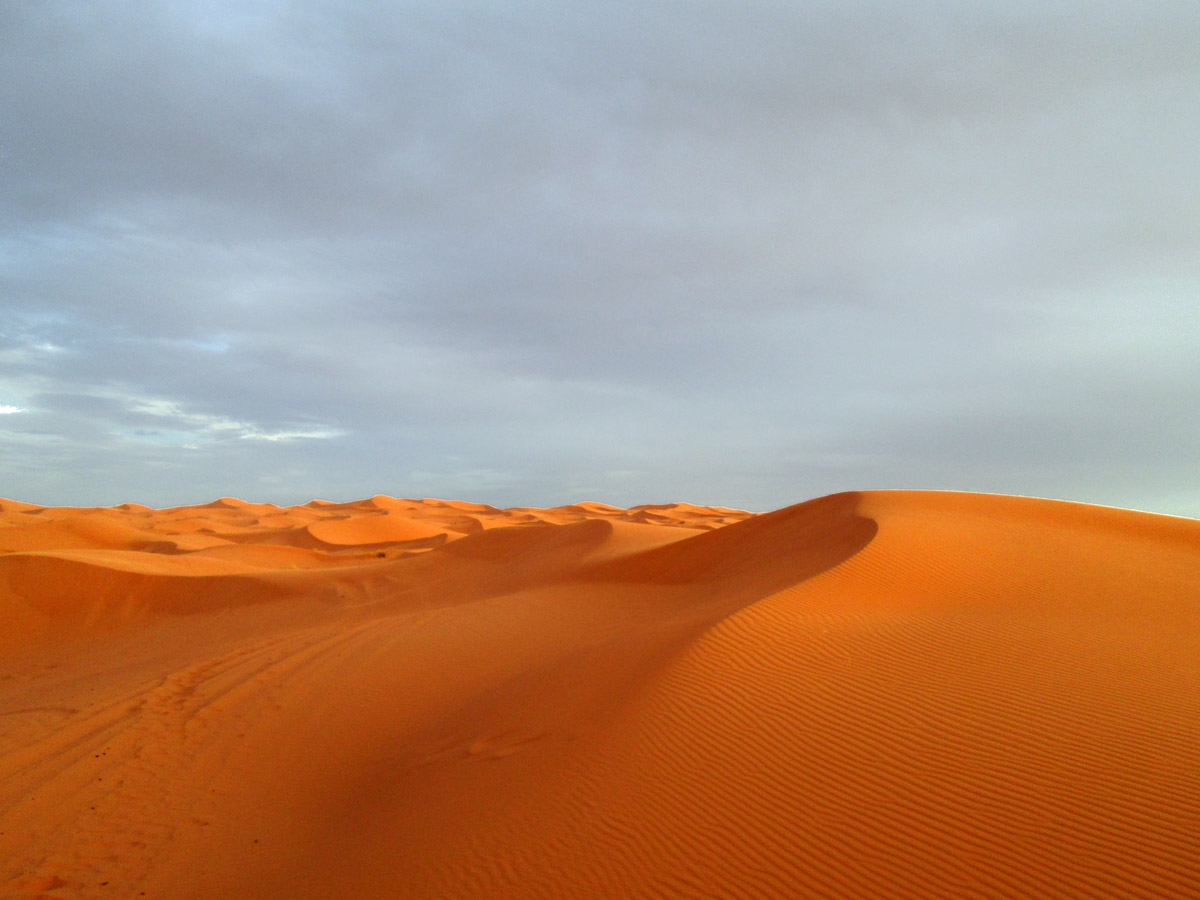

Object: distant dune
[1,491,1198,899]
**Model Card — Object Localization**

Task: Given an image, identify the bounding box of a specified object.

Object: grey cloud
[2,1,1198,513]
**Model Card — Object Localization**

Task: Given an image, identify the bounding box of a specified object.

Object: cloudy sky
[2,1,1198,514]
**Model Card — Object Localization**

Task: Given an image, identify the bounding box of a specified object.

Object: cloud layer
[3,1,1198,514]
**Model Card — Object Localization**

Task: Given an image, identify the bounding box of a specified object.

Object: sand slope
[1,491,1198,899]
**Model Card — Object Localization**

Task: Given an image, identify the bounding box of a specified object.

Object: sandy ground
[1,490,1198,899]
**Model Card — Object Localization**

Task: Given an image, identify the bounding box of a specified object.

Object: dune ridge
[1,490,1198,899]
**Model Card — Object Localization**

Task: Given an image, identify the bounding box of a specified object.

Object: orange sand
[1,490,1198,899]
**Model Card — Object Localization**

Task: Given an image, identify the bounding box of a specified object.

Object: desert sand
[1,490,1198,899]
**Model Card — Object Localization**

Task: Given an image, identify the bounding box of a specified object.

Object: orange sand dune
[1,490,1198,899]
[304,512,450,547]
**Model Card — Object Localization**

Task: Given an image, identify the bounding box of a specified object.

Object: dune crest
[2,490,1198,899]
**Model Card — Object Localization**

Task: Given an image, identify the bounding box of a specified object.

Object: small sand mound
[306,513,448,547]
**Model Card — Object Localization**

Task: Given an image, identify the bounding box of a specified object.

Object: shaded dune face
[582,491,877,592]
[1,491,1198,900]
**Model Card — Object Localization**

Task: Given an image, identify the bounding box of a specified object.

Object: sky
[2,1,1198,515]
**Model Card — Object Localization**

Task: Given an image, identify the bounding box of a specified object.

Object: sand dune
[1,490,1198,899]
[305,513,449,548]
